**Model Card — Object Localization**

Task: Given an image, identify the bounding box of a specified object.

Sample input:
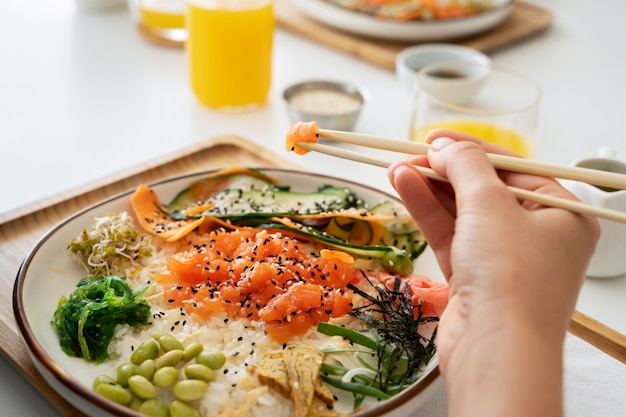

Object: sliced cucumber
[173,185,360,220]
[371,200,427,258]
[325,218,374,245]
[346,220,374,246]
[168,173,275,211]
[382,231,428,259]
[325,217,352,241]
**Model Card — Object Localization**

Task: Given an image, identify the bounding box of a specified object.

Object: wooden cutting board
[275,0,554,70]
[0,136,301,416]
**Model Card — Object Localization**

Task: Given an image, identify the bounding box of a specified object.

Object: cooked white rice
[106,237,369,417]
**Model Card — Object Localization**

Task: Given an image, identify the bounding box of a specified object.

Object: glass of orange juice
[409,62,541,158]
[129,0,187,45]
[186,0,274,112]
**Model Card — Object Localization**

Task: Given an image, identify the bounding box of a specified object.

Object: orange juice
[187,0,274,111]
[139,0,185,30]
[411,120,532,157]
[135,0,187,43]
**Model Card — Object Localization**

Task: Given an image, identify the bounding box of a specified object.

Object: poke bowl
[13,167,446,417]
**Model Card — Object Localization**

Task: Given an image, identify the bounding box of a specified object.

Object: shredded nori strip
[348,272,439,392]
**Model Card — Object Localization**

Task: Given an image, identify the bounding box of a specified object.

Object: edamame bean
[129,396,143,411]
[138,399,169,417]
[158,334,184,352]
[182,342,203,361]
[116,363,136,388]
[172,379,208,402]
[95,382,133,406]
[196,351,226,370]
[128,375,157,400]
[153,366,179,388]
[155,349,184,369]
[150,331,168,341]
[93,375,117,390]
[131,339,159,365]
[169,400,201,417]
[136,359,156,380]
[184,363,215,383]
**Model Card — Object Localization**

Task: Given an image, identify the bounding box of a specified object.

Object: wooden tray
[1,136,623,416]
[275,0,554,70]
[0,136,301,416]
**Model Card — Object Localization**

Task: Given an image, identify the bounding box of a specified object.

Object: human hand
[388,129,599,416]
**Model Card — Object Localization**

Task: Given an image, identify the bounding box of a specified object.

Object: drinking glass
[409,61,541,158]
[129,0,187,45]
[187,0,274,112]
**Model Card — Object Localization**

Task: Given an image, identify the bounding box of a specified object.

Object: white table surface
[1,1,625,416]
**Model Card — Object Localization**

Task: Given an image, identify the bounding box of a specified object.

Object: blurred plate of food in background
[292,0,515,42]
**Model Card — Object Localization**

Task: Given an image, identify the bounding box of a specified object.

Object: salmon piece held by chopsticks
[286,121,319,155]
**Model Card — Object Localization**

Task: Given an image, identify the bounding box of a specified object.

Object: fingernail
[389,163,406,183]
[430,137,456,151]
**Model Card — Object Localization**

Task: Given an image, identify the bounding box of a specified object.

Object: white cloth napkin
[411,333,626,417]
[563,333,626,417]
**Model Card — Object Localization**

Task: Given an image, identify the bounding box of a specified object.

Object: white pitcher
[564,148,626,278]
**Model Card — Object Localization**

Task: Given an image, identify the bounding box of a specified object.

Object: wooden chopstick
[296,141,626,224]
[570,310,626,364]
[317,129,626,191]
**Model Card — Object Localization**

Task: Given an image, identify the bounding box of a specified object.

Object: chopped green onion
[321,346,373,356]
[320,362,348,376]
[316,322,377,350]
[320,375,390,400]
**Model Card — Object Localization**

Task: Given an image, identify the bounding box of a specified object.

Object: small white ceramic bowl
[415,60,493,105]
[563,148,626,278]
[395,43,490,92]
[283,80,366,131]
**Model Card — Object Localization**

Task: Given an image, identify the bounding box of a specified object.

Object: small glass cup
[128,0,187,45]
[409,61,541,158]
[187,0,274,112]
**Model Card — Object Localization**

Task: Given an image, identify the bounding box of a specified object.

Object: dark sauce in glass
[426,69,467,79]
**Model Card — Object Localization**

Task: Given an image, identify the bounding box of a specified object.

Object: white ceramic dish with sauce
[292,0,515,42]
[13,169,444,417]
[395,43,490,92]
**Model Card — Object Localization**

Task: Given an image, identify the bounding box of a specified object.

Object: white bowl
[395,43,490,92]
[564,148,626,278]
[13,168,444,417]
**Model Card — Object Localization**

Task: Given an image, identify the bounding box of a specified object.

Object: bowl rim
[395,43,491,91]
[396,43,490,71]
[283,80,368,105]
